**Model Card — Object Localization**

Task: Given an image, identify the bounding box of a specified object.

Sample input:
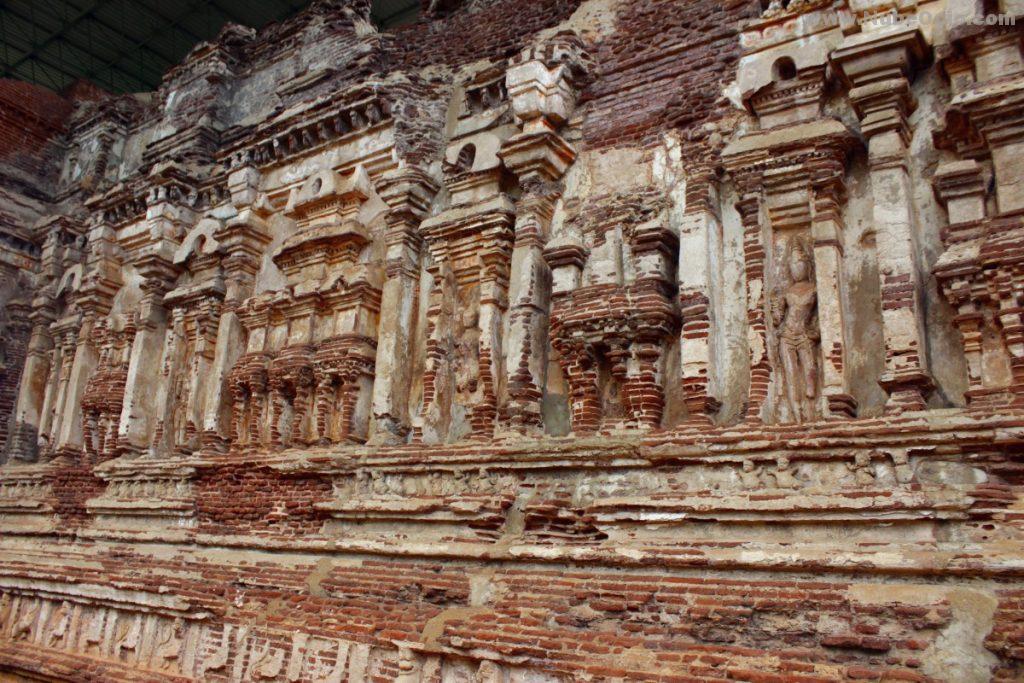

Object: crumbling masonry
[1,0,1024,680]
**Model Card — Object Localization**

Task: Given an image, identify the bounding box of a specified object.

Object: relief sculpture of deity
[454,285,481,402]
[770,244,819,423]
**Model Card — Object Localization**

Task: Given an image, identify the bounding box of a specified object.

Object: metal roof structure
[0,0,421,94]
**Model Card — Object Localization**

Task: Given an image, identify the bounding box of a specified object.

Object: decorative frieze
[224,85,395,173]
[0,587,372,682]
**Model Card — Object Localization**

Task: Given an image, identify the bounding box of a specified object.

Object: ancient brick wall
[0,0,1023,681]
[388,0,584,69]
[0,80,72,179]
[582,0,756,152]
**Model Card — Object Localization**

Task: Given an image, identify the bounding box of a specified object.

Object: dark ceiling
[0,0,421,94]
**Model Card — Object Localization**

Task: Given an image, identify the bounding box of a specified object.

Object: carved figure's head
[788,246,810,283]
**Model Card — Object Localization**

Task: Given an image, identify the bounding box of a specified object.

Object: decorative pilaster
[932,20,1024,406]
[932,160,1015,407]
[496,31,590,436]
[150,307,187,456]
[370,167,438,444]
[728,9,860,424]
[53,316,95,457]
[811,180,857,418]
[543,234,595,432]
[678,170,723,421]
[497,171,563,434]
[5,301,56,463]
[833,26,934,412]
[52,220,121,458]
[474,251,510,438]
[736,194,771,421]
[116,258,178,457]
[415,138,517,442]
[200,168,273,452]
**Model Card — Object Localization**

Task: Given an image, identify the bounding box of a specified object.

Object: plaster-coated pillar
[371,168,437,444]
[834,28,934,411]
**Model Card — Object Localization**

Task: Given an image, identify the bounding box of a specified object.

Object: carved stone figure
[200,624,232,674]
[371,471,389,496]
[250,639,284,679]
[113,614,141,656]
[169,369,191,451]
[0,593,11,627]
[771,245,819,423]
[82,609,106,654]
[771,456,801,490]
[152,618,183,671]
[846,452,876,487]
[12,599,39,641]
[739,459,765,490]
[45,601,71,646]
[890,451,914,485]
[454,286,481,402]
[397,647,422,683]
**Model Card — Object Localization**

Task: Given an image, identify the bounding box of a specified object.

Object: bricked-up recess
[2,0,1024,681]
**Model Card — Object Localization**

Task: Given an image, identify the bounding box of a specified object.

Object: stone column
[55,219,121,458]
[54,319,96,456]
[544,233,594,432]
[185,300,220,449]
[150,308,187,456]
[120,171,204,456]
[199,199,272,452]
[472,252,509,439]
[932,27,1024,396]
[958,31,1024,215]
[811,180,857,417]
[116,258,178,457]
[412,262,447,443]
[932,160,996,403]
[678,170,723,421]
[736,194,771,421]
[498,133,575,434]
[501,182,557,433]
[43,329,73,452]
[626,222,679,430]
[499,33,589,435]
[193,166,272,452]
[370,167,438,445]
[35,333,64,451]
[833,27,933,412]
[5,301,56,463]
